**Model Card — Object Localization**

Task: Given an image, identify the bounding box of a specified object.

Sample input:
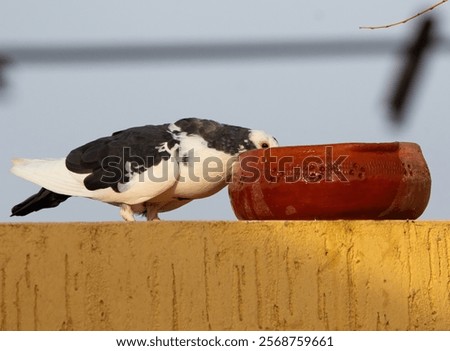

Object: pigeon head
[246,129,279,151]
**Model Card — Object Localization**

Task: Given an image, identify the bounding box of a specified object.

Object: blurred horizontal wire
[0,38,450,65]
[0,31,447,125]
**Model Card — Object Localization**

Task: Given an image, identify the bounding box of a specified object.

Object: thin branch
[360,0,447,30]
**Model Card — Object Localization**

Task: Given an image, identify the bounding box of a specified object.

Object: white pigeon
[11,117,279,221]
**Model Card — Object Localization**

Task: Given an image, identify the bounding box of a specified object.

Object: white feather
[115,158,179,202]
[11,157,178,205]
[168,134,233,199]
[11,158,92,197]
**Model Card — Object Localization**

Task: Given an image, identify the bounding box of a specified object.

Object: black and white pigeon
[11,117,278,221]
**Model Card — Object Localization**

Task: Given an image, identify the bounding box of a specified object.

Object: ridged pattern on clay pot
[228,142,431,220]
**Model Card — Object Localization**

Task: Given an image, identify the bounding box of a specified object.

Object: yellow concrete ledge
[0,221,449,331]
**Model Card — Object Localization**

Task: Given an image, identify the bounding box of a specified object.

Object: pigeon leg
[120,204,136,222]
[146,204,161,221]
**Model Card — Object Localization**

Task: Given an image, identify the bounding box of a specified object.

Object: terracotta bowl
[228,142,431,220]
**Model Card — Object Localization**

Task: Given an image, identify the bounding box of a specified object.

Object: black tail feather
[11,188,71,217]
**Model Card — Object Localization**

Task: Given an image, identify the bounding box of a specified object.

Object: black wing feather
[65,123,177,192]
[11,188,70,216]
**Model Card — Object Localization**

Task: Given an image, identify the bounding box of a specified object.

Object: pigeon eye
[261,142,269,148]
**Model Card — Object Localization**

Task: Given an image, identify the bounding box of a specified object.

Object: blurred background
[1,0,449,222]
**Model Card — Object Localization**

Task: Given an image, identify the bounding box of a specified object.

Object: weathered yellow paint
[0,221,449,331]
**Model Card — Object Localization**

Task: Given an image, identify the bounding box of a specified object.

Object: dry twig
[360,0,447,30]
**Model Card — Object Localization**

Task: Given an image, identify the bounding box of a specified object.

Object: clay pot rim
[241,141,421,157]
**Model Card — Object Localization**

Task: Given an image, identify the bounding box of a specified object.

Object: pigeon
[11,117,279,221]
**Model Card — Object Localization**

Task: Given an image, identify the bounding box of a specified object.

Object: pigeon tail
[11,187,71,217]
[11,158,92,197]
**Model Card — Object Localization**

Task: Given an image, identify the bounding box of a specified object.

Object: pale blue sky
[1,1,449,221]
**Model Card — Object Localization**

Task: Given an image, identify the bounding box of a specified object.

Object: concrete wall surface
[0,221,449,331]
